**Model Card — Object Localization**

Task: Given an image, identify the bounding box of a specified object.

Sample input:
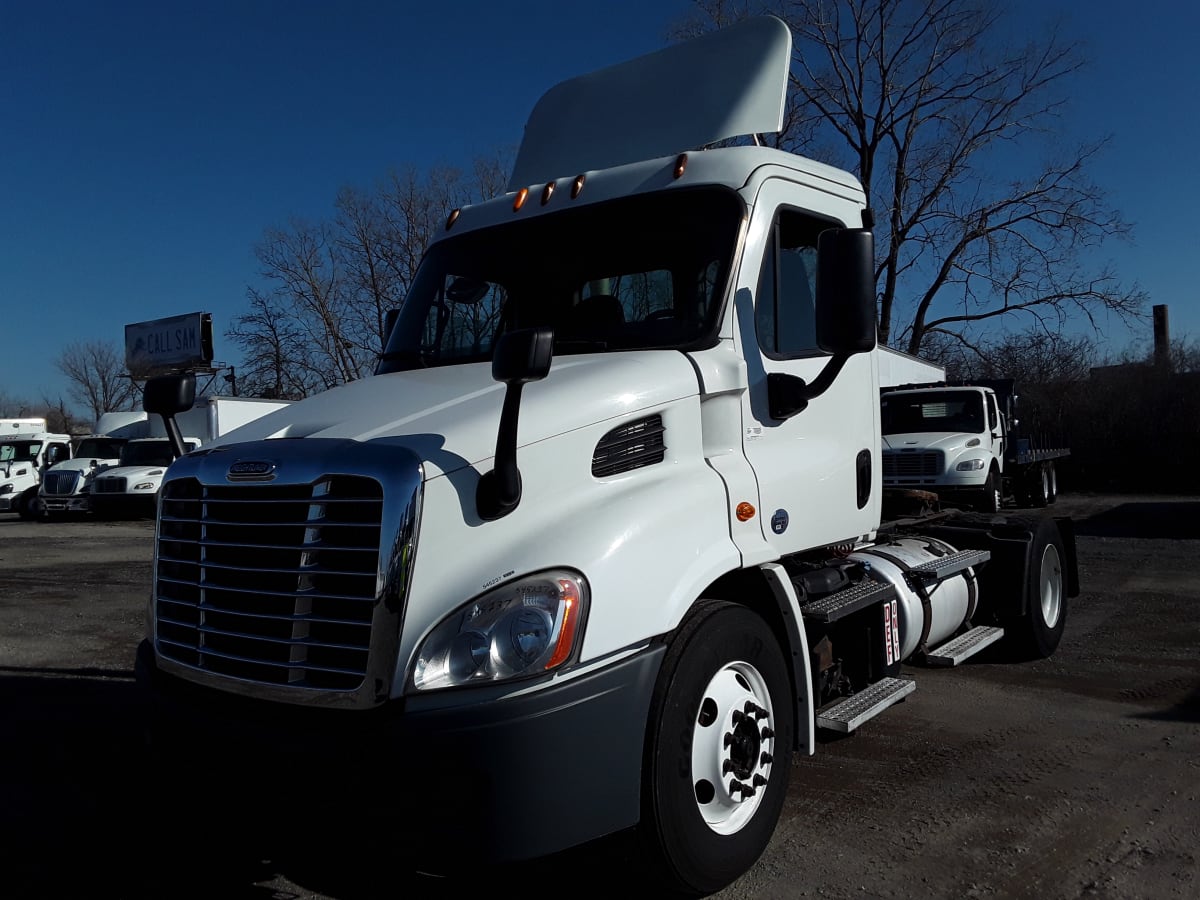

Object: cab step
[924,625,1004,667]
[816,676,916,733]
[908,548,990,583]
[799,579,897,624]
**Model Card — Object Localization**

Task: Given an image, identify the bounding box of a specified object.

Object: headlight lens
[956,459,986,471]
[133,481,157,490]
[0,484,12,495]
[410,570,588,692]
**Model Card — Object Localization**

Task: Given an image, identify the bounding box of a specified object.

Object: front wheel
[642,602,794,895]
[976,471,1002,514]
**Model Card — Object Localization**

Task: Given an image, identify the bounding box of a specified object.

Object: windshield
[378,187,744,372]
[118,440,198,467]
[0,441,42,464]
[74,438,126,459]
[882,391,986,435]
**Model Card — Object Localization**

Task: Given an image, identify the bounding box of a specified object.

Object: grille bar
[156,535,377,553]
[156,637,368,678]
[156,573,376,604]
[157,597,371,628]
[157,554,376,578]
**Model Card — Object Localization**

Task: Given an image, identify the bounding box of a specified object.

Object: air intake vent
[592,414,666,477]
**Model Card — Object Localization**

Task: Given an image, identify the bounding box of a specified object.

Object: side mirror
[477,328,554,521]
[767,228,876,421]
[816,228,877,355]
[143,373,196,461]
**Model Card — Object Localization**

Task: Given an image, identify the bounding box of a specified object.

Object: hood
[207,352,700,478]
[51,458,112,475]
[98,465,166,479]
[882,432,982,454]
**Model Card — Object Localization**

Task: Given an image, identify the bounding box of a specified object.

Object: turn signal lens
[736,502,756,521]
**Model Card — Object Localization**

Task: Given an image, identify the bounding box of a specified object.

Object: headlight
[133,481,158,491]
[0,484,12,495]
[956,459,986,471]
[410,570,588,692]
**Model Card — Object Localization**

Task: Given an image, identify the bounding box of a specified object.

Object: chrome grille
[155,475,384,692]
[882,451,943,477]
[42,470,81,495]
[93,477,127,494]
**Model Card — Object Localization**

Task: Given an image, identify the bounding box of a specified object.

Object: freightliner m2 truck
[136,18,1078,895]
[881,380,1071,513]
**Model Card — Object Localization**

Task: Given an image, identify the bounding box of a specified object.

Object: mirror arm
[767,353,850,420]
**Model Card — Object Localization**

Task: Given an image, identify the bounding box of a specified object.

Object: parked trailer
[135,18,1077,895]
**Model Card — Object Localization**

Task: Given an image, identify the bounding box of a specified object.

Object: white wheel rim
[690,661,775,835]
[1039,543,1063,627]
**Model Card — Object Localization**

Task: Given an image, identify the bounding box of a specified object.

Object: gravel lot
[1,495,1197,898]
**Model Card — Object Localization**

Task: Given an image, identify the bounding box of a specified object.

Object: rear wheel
[1030,465,1050,508]
[1004,515,1068,659]
[1046,462,1058,505]
[642,602,793,895]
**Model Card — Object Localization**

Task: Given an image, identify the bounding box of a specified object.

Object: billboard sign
[125,312,214,375]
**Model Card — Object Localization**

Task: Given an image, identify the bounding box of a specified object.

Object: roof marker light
[674,153,688,178]
[571,174,586,199]
[541,182,555,205]
[445,208,461,230]
[513,188,529,212]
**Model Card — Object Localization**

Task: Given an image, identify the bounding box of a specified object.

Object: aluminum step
[799,579,897,624]
[908,548,990,583]
[816,676,916,733]
[924,625,1004,667]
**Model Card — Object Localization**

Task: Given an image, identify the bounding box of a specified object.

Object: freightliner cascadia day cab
[136,18,1077,894]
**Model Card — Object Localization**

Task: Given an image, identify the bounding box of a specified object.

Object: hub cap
[691,661,775,835]
[1039,543,1063,627]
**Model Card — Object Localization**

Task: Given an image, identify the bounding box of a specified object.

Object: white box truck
[136,18,1077,894]
[0,422,72,519]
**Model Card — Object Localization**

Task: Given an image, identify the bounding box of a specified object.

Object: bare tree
[229,154,511,399]
[680,0,1145,354]
[54,340,139,420]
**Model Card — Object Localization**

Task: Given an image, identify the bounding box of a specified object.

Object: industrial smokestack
[1153,304,1170,371]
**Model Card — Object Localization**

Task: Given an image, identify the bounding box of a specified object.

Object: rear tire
[1046,463,1058,505]
[641,601,793,895]
[1030,465,1050,508]
[1003,515,1067,659]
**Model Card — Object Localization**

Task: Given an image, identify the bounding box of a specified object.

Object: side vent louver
[592,414,666,477]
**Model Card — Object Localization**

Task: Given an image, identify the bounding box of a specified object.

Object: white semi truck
[136,18,1077,894]
[881,380,1071,513]
[39,411,151,517]
[89,396,290,518]
[0,421,72,519]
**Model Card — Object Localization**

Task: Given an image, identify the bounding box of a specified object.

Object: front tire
[977,471,1002,514]
[642,602,793,895]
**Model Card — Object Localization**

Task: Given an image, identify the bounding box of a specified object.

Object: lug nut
[761,752,773,766]
[753,774,768,787]
[761,726,774,739]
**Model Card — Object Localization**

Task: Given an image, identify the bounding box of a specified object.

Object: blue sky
[2,0,1196,410]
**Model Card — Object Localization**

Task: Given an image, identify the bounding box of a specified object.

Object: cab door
[733,179,880,556]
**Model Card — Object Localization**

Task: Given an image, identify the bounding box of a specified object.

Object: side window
[987,395,999,431]
[755,208,827,358]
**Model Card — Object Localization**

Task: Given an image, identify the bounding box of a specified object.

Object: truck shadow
[1071,501,1200,539]
[0,671,645,899]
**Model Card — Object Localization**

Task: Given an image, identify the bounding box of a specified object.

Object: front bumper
[41,496,91,512]
[136,638,664,864]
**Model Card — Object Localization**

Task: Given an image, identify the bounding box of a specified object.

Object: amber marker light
[513,187,529,212]
[674,153,688,178]
[445,208,461,230]
[571,174,586,199]
[736,502,756,521]
[545,579,582,669]
[541,181,555,205]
